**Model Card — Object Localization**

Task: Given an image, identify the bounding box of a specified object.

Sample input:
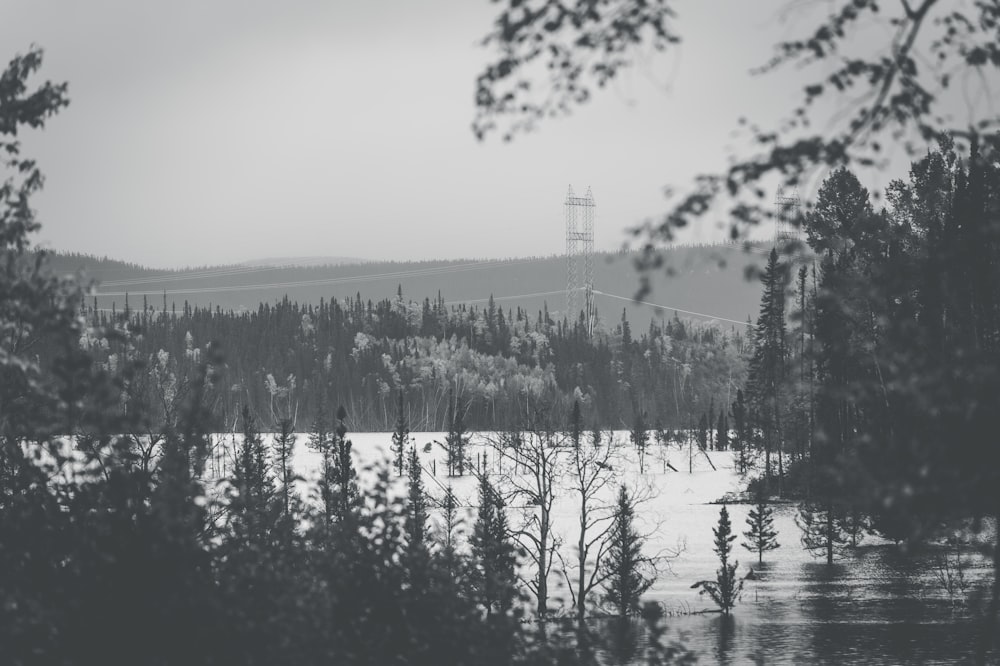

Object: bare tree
[486,403,564,618]
[557,402,622,634]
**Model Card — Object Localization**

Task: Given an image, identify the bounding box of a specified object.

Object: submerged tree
[693,505,743,615]
[742,498,779,564]
[797,502,848,566]
[601,485,654,618]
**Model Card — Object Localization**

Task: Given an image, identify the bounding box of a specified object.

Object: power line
[446,288,748,326]
[94,258,545,297]
[592,290,748,326]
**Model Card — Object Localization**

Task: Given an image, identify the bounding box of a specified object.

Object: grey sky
[4,1,931,268]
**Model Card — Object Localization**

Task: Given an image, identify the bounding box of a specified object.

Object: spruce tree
[391,390,409,477]
[601,485,653,618]
[717,412,729,452]
[405,446,428,555]
[471,473,517,618]
[445,392,469,477]
[731,390,750,476]
[331,405,359,522]
[232,405,275,548]
[746,248,788,494]
[439,484,459,560]
[274,417,296,517]
[693,505,743,615]
[742,498,780,564]
[697,413,709,451]
[797,502,848,566]
[307,408,334,524]
[629,396,648,473]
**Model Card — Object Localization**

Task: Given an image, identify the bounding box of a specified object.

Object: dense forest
[78,290,748,432]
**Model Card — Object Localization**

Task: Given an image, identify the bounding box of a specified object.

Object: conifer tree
[274,417,296,517]
[697,413,709,451]
[331,405,359,522]
[716,412,729,452]
[307,407,334,524]
[797,502,848,566]
[601,485,653,618]
[439,484,460,563]
[731,390,750,476]
[471,473,517,618]
[232,405,275,548]
[693,505,743,615]
[405,446,428,555]
[629,395,648,473]
[747,248,788,494]
[742,498,779,564]
[391,390,409,477]
[445,392,469,477]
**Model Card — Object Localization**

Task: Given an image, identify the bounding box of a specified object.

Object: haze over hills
[239,256,367,268]
[48,244,771,330]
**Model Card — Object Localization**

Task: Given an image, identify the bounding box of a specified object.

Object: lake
[208,430,996,664]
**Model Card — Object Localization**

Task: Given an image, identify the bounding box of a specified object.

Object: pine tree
[731,390,750,476]
[331,405,359,522]
[445,392,469,477]
[232,405,275,548]
[746,248,788,494]
[405,446,428,555]
[391,390,409,477]
[601,485,653,618]
[629,395,648,473]
[471,473,517,618]
[742,498,779,564]
[716,411,729,452]
[439,484,460,563]
[693,505,743,615]
[697,413,708,451]
[569,399,583,450]
[797,502,848,566]
[307,408,334,524]
[274,417,296,516]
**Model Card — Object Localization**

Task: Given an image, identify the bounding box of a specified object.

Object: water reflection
[710,614,735,664]
[587,541,992,664]
[604,618,640,666]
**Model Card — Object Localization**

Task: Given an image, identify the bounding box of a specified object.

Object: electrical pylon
[774,186,801,245]
[566,185,596,335]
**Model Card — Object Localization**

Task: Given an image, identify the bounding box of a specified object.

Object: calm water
[211,432,996,664]
[592,534,994,665]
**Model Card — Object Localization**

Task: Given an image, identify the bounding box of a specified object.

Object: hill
[48,245,769,330]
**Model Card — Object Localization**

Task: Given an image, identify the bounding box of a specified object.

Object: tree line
[75,285,748,434]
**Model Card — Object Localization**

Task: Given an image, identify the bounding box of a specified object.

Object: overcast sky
[4,1,926,268]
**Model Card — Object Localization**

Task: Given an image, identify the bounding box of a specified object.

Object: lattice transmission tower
[774,185,801,245]
[566,185,596,335]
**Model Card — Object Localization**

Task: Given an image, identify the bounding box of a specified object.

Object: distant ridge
[49,245,770,329]
[240,256,367,268]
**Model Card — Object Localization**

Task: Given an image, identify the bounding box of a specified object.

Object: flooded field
[209,430,995,664]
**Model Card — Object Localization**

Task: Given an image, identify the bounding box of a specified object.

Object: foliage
[796,502,849,567]
[742,498,779,564]
[471,472,518,619]
[601,485,654,618]
[81,290,749,434]
[391,389,409,477]
[692,505,743,615]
